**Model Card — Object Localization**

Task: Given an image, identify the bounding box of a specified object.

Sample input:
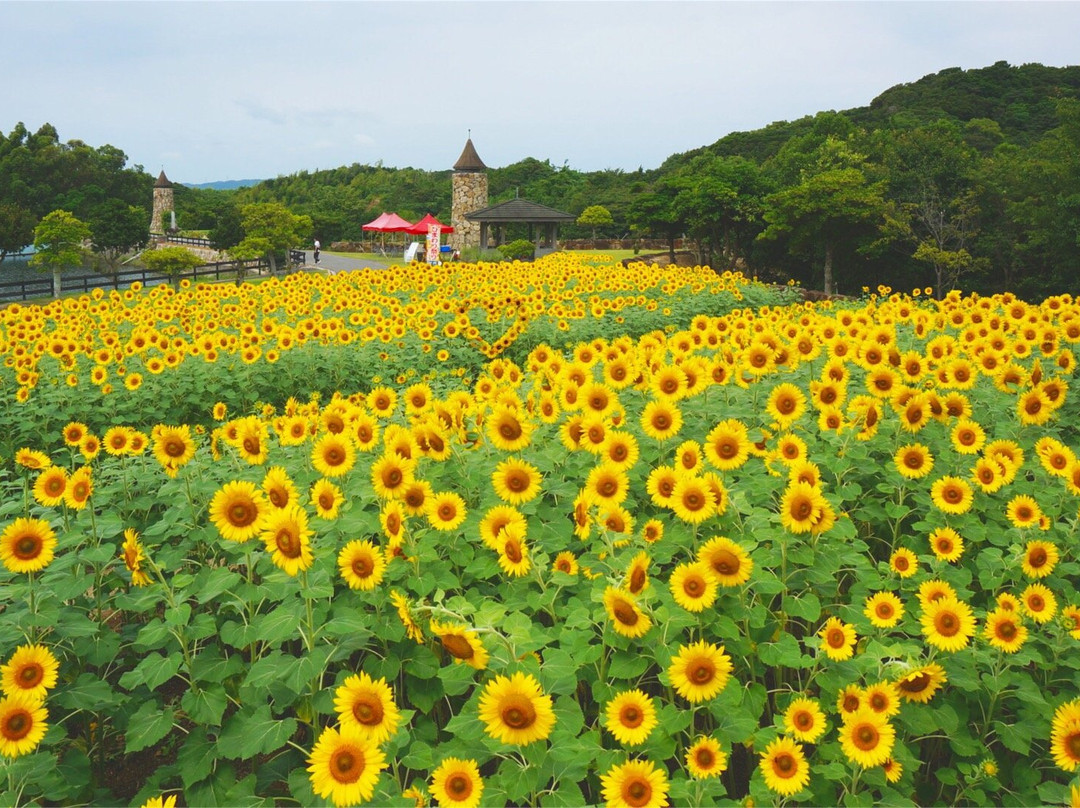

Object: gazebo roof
[465,198,575,223]
[453,138,487,172]
[154,170,172,188]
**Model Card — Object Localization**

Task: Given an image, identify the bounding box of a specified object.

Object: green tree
[141,245,203,285]
[759,167,887,295]
[0,202,35,267]
[88,200,149,274]
[576,205,614,238]
[30,209,91,297]
[237,202,312,274]
[627,179,684,262]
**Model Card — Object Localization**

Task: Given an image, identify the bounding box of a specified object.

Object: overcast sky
[2,1,1078,184]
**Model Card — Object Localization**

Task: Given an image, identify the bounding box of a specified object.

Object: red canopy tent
[362,212,414,233]
[405,213,454,235]
[362,212,414,254]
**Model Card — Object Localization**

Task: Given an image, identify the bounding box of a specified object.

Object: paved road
[299,251,392,274]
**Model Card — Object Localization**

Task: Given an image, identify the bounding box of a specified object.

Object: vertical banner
[426,224,441,263]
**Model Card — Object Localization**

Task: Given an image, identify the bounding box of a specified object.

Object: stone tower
[149,170,174,236]
[450,138,487,251]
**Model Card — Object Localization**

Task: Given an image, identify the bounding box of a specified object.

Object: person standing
[313,239,321,265]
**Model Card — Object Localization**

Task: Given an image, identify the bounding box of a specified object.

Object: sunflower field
[1,254,1079,808]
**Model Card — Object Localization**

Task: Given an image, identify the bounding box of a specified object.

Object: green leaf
[253,601,306,646]
[55,673,124,711]
[125,700,176,753]
[539,648,581,694]
[178,727,218,788]
[195,566,244,605]
[784,592,821,622]
[242,651,290,692]
[217,704,297,759]
[182,684,229,726]
[119,651,183,692]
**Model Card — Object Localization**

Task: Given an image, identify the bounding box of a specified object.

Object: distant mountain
[182,179,264,191]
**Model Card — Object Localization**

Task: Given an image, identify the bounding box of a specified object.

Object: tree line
[3,61,1079,298]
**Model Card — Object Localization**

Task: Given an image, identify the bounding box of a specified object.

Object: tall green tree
[0,202,35,267]
[88,199,148,274]
[576,205,614,238]
[236,202,312,274]
[30,209,91,297]
[759,167,887,295]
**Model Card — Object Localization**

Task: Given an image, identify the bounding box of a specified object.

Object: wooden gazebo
[465,198,576,257]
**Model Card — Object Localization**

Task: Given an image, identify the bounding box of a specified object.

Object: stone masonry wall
[149,187,174,235]
[450,172,487,251]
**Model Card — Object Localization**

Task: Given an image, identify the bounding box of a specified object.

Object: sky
[2,1,1079,185]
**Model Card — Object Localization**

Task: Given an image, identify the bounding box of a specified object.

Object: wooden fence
[0,258,270,303]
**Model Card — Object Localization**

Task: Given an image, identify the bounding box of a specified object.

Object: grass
[559,248,667,263]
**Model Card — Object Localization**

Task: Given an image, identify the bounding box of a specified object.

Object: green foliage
[0,202,36,263]
[30,209,91,295]
[499,239,536,261]
[141,245,203,282]
[88,199,149,272]
[237,202,312,274]
[576,204,614,237]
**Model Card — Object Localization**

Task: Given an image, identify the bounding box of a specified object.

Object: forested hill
[661,61,1080,169]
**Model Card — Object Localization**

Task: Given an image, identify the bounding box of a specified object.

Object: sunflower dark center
[331,748,362,784]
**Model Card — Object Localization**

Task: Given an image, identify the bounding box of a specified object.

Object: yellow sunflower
[307,724,386,807]
[262,466,298,510]
[0,693,48,758]
[670,477,716,524]
[863,681,901,717]
[585,463,631,506]
[624,551,650,595]
[121,527,152,587]
[895,663,947,704]
[640,399,683,442]
[311,479,345,520]
[479,505,526,550]
[552,551,579,576]
[645,465,681,508]
[63,466,93,510]
[930,476,973,515]
[779,482,827,534]
[496,526,531,578]
[334,672,401,743]
[426,492,467,532]
[260,504,314,576]
[1021,582,1058,623]
[950,418,986,455]
[839,708,895,768]
[837,684,865,716]
[370,453,415,499]
[697,536,753,587]
[311,433,356,479]
[390,591,424,644]
[668,640,733,703]
[430,757,484,808]
[338,540,386,591]
[784,697,827,743]
[32,466,68,508]
[819,616,857,661]
[1,644,59,702]
[889,547,918,578]
[486,406,534,452]
[703,418,750,471]
[893,443,934,479]
[759,736,810,797]
[491,457,542,505]
[1051,700,1080,772]
[864,591,904,629]
[603,587,652,639]
[1021,540,1058,579]
[477,671,555,746]
[928,526,965,563]
[0,518,57,575]
[209,481,266,543]
[604,689,658,746]
[152,425,196,475]
[766,382,807,428]
[669,561,719,612]
[430,620,489,671]
[599,758,670,808]
[921,596,976,652]
[984,607,1028,653]
[1006,495,1043,529]
[685,736,728,779]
